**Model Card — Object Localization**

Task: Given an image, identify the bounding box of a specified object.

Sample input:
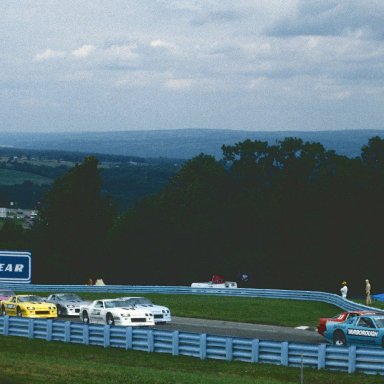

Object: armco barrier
[2,284,383,313]
[0,316,384,376]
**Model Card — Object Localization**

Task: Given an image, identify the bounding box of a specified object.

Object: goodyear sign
[0,251,31,283]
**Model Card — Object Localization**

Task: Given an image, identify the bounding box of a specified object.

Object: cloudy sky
[1,0,384,132]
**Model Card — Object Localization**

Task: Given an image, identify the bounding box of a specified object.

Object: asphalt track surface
[64,316,326,344]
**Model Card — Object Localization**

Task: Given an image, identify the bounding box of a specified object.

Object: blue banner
[0,251,31,283]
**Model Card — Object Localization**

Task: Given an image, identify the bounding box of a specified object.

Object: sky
[1,0,384,133]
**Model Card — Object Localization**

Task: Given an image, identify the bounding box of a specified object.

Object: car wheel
[16,307,22,317]
[57,305,62,316]
[82,311,89,324]
[333,330,346,346]
[106,313,115,326]
[1,306,6,316]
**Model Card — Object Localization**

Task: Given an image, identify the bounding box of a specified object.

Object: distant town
[0,206,38,229]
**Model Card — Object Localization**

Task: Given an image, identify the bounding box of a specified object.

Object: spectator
[211,274,224,284]
[94,277,106,286]
[86,277,93,286]
[365,279,372,305]
[340,281,348,299]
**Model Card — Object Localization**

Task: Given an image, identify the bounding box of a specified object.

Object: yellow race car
[1,295,57,318]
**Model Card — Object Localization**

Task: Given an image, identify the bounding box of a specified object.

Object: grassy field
[0,168,52,185]
[25,292,353,328]
[1,335,382,384]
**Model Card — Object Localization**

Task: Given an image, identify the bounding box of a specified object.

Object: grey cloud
[190,9,245,26]
[266,1,384,39]
[96,64,140,72]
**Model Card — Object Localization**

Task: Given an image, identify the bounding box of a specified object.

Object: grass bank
[352,298,384,310]
[0,335,382,384]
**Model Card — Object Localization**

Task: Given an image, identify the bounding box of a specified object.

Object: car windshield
[19,296,44,302]
[331,313,344,320]
[58,294,82,301]
[374,317,384,328]
[132,298,152,305]
[0,290,14,296]
[105,300,131,308]
[345,317,355,324]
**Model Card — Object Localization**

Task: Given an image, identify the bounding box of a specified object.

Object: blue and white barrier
[0,316,384,376]
[1,284,382,313]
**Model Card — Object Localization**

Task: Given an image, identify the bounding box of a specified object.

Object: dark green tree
[107,154,231,284]
[0,220,28,250]
[361,136,384,172]
[34,156,116,283]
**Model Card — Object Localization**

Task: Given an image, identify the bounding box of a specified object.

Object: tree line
[0,150,180,211]
[3,136,384,295]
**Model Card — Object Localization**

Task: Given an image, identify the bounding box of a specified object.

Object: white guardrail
[0,284,384,376]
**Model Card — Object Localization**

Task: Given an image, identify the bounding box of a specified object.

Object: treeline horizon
[0,149,180,211]
[2,136,384,296]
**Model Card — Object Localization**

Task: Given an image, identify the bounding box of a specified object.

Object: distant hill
[0,148,182,211]
[0,129,383,159]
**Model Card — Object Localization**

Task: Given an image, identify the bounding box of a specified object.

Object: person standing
[365,279,372,305]
[340,281,348,299]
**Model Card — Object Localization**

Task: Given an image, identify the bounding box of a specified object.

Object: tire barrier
[0,316,384,376]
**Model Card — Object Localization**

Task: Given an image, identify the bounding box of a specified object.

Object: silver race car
[45,293,91,316]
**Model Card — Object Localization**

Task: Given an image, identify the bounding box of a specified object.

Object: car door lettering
[347,329,378,337]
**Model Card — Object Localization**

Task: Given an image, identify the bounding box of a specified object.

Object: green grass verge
[0,335,382,384]
[352,298,384,310]
[27,292,343,328]
[0,168,52,185]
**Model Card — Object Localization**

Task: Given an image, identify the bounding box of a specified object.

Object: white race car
[118,297,171,324]
[191,281,238,288]
[79,299,155,326]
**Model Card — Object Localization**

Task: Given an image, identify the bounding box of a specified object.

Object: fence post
[226,338,233,361]
[148,330,154,353]
[281,341,289,366]
[103,325,110,348]
[28,319,34,339]
[199,334,207,360]
[3,316,9,336]
[251,339,260,363]
[64,321,71,342]
[317,344,326,370]
[172,331,179,356]
[125,327,133,350]
[83,324,89,345]
[348,345,357,374]
[46,319,53,341]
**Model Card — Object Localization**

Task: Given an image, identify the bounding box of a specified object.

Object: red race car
[317,310,379,335]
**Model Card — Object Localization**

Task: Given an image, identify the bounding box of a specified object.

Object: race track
[65,316,325,344]
[160,317,325,343]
